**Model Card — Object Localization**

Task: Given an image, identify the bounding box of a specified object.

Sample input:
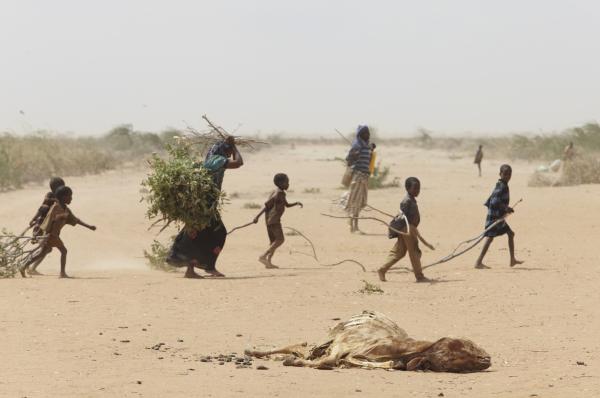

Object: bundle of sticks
[177,115,268,153]
[0,227,48,277]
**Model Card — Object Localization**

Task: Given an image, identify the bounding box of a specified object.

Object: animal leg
[245,342,308,359]
[343,356,404,370]
[283,354,338,370]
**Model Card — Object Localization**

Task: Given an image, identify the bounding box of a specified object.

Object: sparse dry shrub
[560,156,600,186]
[143,239,177,272]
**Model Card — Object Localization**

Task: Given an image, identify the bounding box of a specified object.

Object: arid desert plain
[1,144,599,397]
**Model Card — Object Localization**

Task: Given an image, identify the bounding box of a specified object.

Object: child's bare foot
[59,273,71,278]
[184,270,204,279]
[377,269,387,282]
[510,259,524,267]
[265,263,279,269]
[474,263,491,269]
[28,269,42,276]
[258,256,271,268]
[206,269,225,277]
[415,276,431,283]
[19,267,27,278]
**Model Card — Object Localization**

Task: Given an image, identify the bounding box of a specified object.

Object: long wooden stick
[284,227,318,261]
[321,213,411,237]
[202,114,228,139]
[227,221,256,235]
[334,129,353,145]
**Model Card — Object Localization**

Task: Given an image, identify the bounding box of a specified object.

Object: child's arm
[76,219,97,231]
[282,193,302,208]
[29,210,42,226]
[253,207,266,223]
[285,200,303,208]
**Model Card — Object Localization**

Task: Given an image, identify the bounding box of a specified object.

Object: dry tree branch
[284,227,317,261]
[321,213,410,237]
[334,129,352,145]
[227,221,256,235]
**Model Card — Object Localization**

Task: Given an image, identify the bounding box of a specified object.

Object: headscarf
[205,140,232,162]
[353,125,370,148]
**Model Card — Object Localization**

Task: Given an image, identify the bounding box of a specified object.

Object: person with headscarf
[344,125,375,233]
[167,136,244,278]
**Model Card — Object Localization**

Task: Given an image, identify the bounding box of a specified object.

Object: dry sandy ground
[1,144,599,397]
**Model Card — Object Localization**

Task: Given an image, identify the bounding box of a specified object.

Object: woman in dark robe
[167,136,244,278]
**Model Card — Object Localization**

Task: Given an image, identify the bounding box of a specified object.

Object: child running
[253,173,303,268]
[20,186,96,278]
[29,177,65,246]
[474,164,523,269]
[377,177,435,283]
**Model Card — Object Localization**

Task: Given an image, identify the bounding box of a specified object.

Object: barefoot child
[253,173,303,268]
[20,186,96,278]
[29,177,65,245]
[474,164,523,269]
[377,177,435,283]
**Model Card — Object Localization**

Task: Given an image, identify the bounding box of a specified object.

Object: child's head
[273,173,289,190]
[55,186,73,205]
[49,177,65,193]
[357,125,370,143]
[405,177,421,197]
[478,144,483,149]
[499,164,512,182]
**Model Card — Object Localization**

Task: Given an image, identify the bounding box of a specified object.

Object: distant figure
[474,165,523,269]
[344,125,374,233]
[563,142,575,161]
[474,145,483,177]
[253,173,303,268]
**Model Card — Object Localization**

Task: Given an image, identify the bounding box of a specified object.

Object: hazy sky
[1,0,599,136]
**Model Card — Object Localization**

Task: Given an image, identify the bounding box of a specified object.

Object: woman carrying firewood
[166,136,244,278]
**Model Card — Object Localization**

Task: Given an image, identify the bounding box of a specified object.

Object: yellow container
[369,150,377,175]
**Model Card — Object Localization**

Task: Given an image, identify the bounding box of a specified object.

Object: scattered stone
[120,340,130,343]
[158,357,164,360]
[137,381,142,385]
[142,328,147,332]
[256,365,269,370]
[355,389,362,393]
[99,332,103,335]
[332,318,341,321]
[177,339,184,343]
[149,343,165,350]
[114,352,121,356]
[219,362,225,365]
[118,326,128,329]
[188,368,195,371]
[236,334,243,337]
[438,394,444,397]
[576,361,587,366]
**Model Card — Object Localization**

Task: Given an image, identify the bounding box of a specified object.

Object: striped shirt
[349,140,372,174]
